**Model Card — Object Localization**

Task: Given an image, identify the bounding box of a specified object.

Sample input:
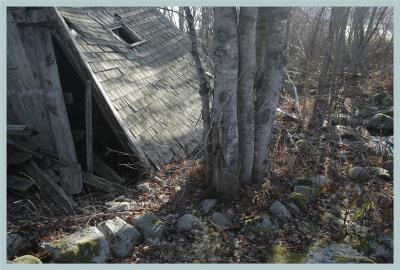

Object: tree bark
[179,7,185,31]
[184,7,212,184]
[238,7,257,184]
[252,8,289,183]
[212,7,240,197]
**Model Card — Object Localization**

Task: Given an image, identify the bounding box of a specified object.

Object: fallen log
[83,173,136,195]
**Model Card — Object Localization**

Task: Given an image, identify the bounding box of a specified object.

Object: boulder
[269,201,291,221]
[12,255,42,264]
[304,242,373,263]
[367,113,393,134]
[45,226,110,263]
[383,160,393,176]
[287,203,301,215]
[241,215,277,234]
[97,217,141,258]
[349,166,369,181]
[136,182,151,193]
[202,199,217,214]
[177,214,200,232]
[7,233,25,257]
[104,201,133,213]
[132,214,166,242]
[368,166,391,181]
[288,192,309,211]
[293,186,315,200]
[211,212,233,229]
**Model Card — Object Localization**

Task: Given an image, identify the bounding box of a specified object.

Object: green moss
[288,192,309,210]
[257,245,306,263]
[51,238,101,263]
[12,255,42,264]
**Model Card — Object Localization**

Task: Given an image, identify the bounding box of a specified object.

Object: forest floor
[7,75,393,263]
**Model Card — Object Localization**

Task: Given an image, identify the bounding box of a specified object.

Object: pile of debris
[7,124,138,214]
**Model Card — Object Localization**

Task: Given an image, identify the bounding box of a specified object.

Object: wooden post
[85,80,93,173]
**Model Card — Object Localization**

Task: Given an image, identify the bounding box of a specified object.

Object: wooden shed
[7,6,203,189]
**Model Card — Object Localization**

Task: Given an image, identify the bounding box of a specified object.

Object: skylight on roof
[111,25,141,46]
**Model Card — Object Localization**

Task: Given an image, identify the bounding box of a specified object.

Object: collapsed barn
[7,7,203,211]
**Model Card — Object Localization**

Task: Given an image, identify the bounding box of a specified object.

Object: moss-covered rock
[132,213,166,242]
[12,255,42,264]
[295,139,313,153]
[304,241,373,263]
[256,244,307,263]
[367,166,391,181]
[241,215,277,234]
[45,226,110,263]
[288,192,309,211]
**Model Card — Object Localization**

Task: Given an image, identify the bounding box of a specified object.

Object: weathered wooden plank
[7,12,55,152]
[16,9,78,165]
[59,164,83,195]
[85,80,93,173]
[83,173,136,194]
[23,160,77,212]
[7,125,38,137]
[93,154,125,184]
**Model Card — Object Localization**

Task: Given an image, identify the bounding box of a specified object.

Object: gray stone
[311,175,327,188]
[177,214,200,232]
[349,166,369,181]
[371,244,392,261]
[12,255,42,264]
[132,214,166,242]
[288,202,301,215]
[293,186,315,200]
[241,215,277,234]
[97,217,141,257]
[377,233,393,249]
[269,201,291,221]
[368,113,393,133]
[368,166,391,181]
[45,226,110,263]
[202,199,217,214]
[305,242,373,263]
[383,160,393,175]
[211,212,233,229]
[136,182,151,193]
[7,233,25,257]
[104,201,133,213]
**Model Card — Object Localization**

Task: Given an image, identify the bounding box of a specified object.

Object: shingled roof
[57,7,203,170]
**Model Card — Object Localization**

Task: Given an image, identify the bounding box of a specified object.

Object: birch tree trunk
[184,7,212,184]
[211,7,240,197]
[179,7,185,31]
[238,7,257,184]
[252,8,289,183]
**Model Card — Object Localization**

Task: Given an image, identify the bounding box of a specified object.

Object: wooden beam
[59,164,83,195]
[93,154,125,184]
[85,80,93,173]
[23,160,77,212]
[83,173,136,195]
[7,124,38,137]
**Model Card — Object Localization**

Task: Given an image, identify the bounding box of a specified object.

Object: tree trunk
[179,7,185,31]
[237,7,257,184]
[252,8,289,183]
[184,7,212,184]
[211,7,240,197]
